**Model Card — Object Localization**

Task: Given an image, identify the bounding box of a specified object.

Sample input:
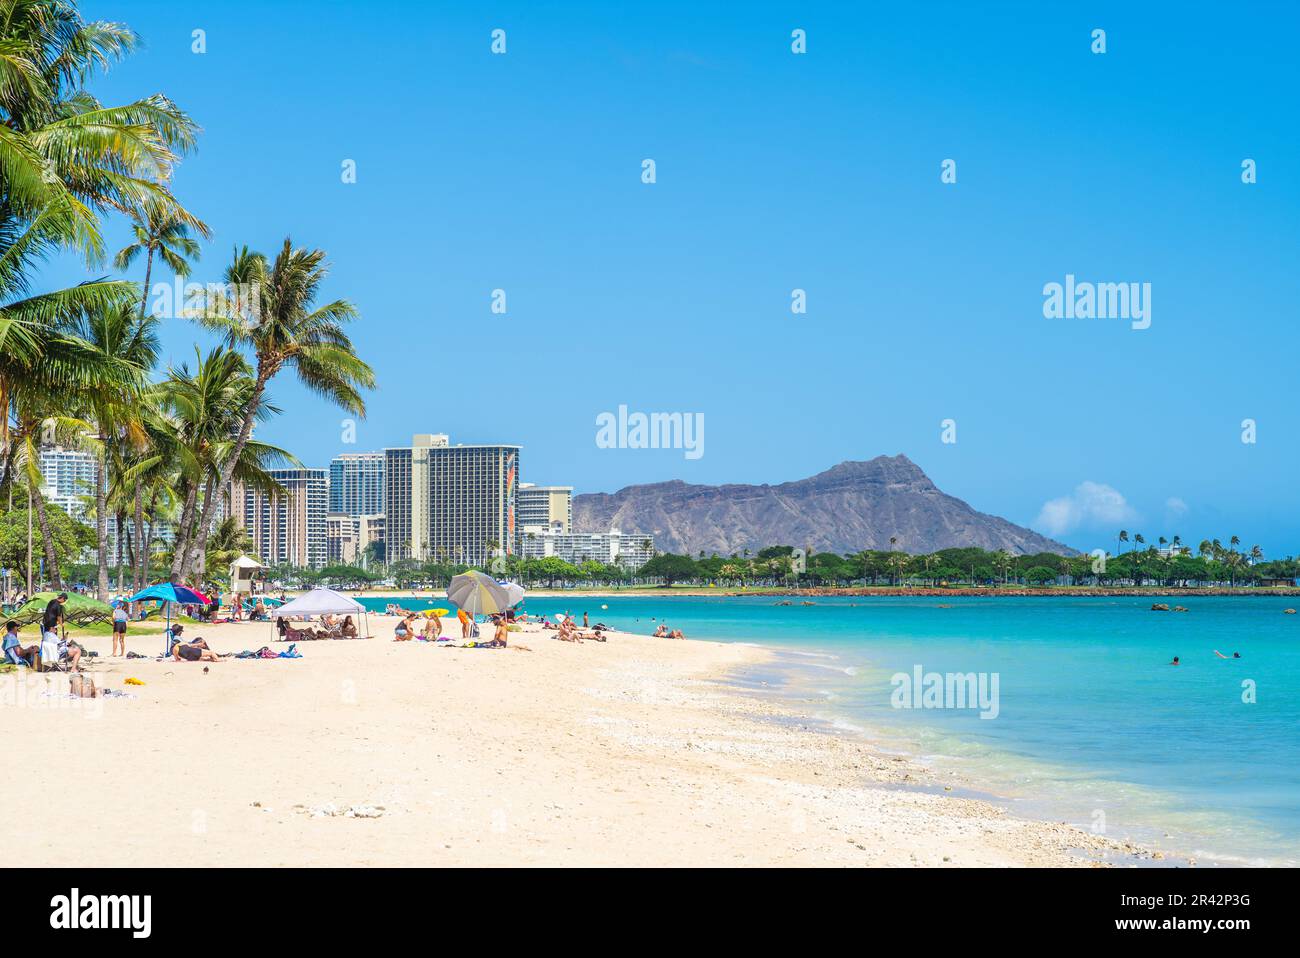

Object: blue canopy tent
[128,583,210,655]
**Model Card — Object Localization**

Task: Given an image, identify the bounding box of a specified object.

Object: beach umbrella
[129,583,211,654]
[446,571,511,618]
[499,581,526,608]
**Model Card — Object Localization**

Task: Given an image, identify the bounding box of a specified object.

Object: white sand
[1,617,1150,867]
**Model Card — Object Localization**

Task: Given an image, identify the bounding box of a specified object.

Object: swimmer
[1170,656,1180,666]
[1213,650,1242,659]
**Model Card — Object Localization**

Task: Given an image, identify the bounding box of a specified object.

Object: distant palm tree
[115,203,210,322]
[1118,530,1129,555]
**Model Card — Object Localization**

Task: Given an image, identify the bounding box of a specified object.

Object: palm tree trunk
[96,439,110,601]
[138,248,155,321]
[116,510,127,592]
[185,365,270,579]
[169,479,201,582]
[133,485,147,590]
[32,487,62,590]
[143,492,159,588]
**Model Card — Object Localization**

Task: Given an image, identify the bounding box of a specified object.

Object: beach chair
[4,646,32,668]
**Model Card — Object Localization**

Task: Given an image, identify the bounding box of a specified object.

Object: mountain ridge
[572,455,1075,557]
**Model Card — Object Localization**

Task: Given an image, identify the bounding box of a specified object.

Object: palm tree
[1,0,201,512]
[205,516,255,579]
[114,202,209,321]
[62,303,159,599]
[154,345,296,581]
[180,240,375,581]
[1118,530,1129,555]
[5,404,92,588]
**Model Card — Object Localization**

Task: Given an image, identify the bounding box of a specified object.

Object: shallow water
[361,593,1300,865]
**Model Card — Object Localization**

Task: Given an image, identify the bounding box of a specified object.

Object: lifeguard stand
[229,555,264,596]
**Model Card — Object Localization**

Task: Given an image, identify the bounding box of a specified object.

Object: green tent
[10,592,114,627]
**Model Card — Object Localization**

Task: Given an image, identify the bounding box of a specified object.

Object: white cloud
[1165,497,1188,517]
[1034,481,1138,537]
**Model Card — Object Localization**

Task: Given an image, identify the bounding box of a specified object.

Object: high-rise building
[327,512,385,565]
[38,446,98,522]
[384,434,519,566]
[228,468,329,569]
[517,483,572,534]
[518,528,656,570]
[329,452,384,517]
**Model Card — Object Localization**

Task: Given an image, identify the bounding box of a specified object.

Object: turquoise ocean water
[358,594,1300,865]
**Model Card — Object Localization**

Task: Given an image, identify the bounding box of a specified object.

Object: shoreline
[0,616,1166,867]
[347,587,1300,599]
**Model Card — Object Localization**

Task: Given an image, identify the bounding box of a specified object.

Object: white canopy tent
[271,587,370,639]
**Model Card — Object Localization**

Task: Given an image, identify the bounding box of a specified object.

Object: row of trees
[241,540,1299,594]
[0,1,372,599]
[636,544,1298,589]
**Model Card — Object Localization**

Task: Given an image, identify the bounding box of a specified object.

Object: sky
[40,1,1300,556]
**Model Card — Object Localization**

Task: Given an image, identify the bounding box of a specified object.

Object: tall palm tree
[180,239,375,580]
[154,345,296,581]
[1,0,201,507]
[1118,530,1129,555]
[62,303,158,599]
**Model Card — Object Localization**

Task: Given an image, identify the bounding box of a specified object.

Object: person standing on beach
[42,592,66,639]
[583,611,589,628]
[458,607,472,640]
[111,603,129,656]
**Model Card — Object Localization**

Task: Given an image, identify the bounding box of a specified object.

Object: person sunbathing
[653,624,668,638]
[483,617,510,648]
[172,638,221,662]
[340,615,359,639]
[556,619,583,643]
[669,629,685,639]
[284,622,324,640]
[420,616,440,641]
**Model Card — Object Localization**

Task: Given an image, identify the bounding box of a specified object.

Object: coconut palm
[179,239,374,580]
[60,303,159,599]
[114,202,210,320]
[1118,530,1129,555]
[152,345,297,580]
[1,0,201,505]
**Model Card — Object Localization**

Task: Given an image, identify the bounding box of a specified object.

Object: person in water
[1170,656,1180,666]
[1213,650,1242,659]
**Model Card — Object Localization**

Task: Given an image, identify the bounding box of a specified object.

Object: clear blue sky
[44,1,1300,556]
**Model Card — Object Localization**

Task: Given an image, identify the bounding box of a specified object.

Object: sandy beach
[3,616,1154,867]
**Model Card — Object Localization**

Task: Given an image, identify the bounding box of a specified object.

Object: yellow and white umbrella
[446,571,511,617]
